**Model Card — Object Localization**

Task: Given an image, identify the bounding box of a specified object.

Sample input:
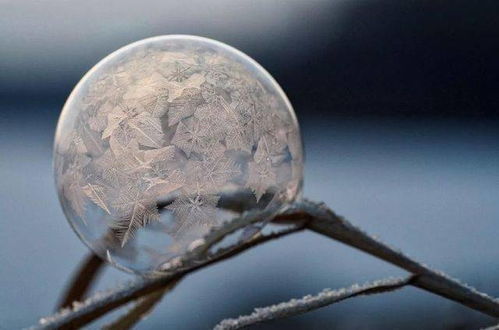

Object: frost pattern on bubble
[54,36,303,273]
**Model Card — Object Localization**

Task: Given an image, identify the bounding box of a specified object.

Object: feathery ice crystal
[54,35,303,274]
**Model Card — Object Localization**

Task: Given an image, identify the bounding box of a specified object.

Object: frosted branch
[215,276,413,329]
[298,199,499,317]
[32,200,499,329]
[33,218,305,329]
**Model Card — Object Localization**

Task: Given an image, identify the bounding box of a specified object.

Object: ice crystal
[247,160,277,202]
[184,154,240,192]
[167,88,204,126]
[165,193,220,238]
[82,183,111,214]
[171,117,212,156]
[111,187,160,246]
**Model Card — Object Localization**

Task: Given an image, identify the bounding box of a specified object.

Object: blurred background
[1,0,498,329]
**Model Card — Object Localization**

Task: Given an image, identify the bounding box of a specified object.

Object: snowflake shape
[171,117,211,156]
[185,154,240,192]
[111,186,159,247]
[247,160,277,202]
[165,193,220,238]
[166,62,192,83]
[103,104,164,150]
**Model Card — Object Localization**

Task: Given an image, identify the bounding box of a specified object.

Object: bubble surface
[54,35,303,273]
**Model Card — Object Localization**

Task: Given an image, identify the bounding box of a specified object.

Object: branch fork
[32,199,499,329]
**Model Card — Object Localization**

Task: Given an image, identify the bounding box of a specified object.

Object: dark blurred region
[1,0,499,117]
[1,1,499,329]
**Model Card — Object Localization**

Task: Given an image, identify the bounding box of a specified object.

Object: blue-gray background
[1,1,498,329]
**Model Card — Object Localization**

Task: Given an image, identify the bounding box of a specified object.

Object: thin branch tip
[214,276,413,330]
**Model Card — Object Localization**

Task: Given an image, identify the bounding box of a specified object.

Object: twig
[482,324,499,330]
[32,200,499,329]
[299,199,499,317]
[33,220,306,329]
[57,252,104,310]
[214,276,414,329]
[102,279,180,330]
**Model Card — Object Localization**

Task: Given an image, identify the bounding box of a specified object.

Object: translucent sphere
[54,35,303,274]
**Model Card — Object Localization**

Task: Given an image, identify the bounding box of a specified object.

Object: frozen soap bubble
[54,35,303,274]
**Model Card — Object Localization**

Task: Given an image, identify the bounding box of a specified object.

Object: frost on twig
[215,276,413,330]
[32,213,306,330]
[32,200,499,329]
[482,324,499,330]
[299,199,499,317]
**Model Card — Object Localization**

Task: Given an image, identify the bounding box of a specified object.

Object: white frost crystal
[54,35,303,273]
